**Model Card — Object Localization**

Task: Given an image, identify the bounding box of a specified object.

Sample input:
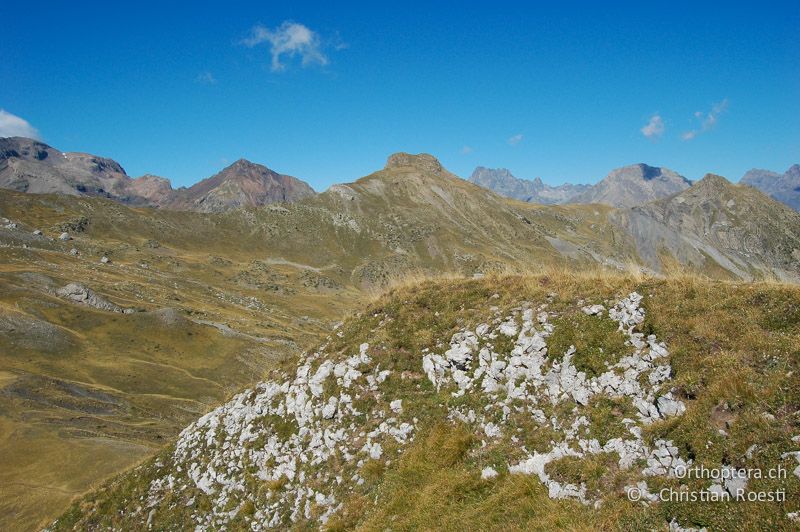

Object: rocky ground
[51,274,800,531]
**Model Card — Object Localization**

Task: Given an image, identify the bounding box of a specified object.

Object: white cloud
[196,71,217,84]
[681,99,729,141]
[640,114,665,139]
[461,145,474,154]
[242,21,328,72]
[0,109,40,139]
[508,133,523,146]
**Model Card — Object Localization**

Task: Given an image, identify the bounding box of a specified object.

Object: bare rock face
[56,283,130,313]
[166,159,315,213]
[573,163,692,208]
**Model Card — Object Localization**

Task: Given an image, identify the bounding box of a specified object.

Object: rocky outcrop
[128,292,695,528]
[56,283,131,313]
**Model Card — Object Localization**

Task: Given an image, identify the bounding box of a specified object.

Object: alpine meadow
[1,2,799,531]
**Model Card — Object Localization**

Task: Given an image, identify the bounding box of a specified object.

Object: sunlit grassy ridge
[52,272,800,531]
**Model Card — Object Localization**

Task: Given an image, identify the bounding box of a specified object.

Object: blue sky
[1,1,798,190]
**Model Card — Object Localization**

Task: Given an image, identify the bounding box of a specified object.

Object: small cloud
[681,99,729,141]
[461,145,474,155]
[508,133,523,146]
[0,109,40,139]
[242,21,329,72]
[195,71,217,85]
[640,114,665,140]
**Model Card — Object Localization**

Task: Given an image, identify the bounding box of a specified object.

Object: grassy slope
[53,272,800,531]
[0,192,360,530]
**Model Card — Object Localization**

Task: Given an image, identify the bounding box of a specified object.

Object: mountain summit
[573,163,691,208]
[384,152,444,174]
[167,159,315,213]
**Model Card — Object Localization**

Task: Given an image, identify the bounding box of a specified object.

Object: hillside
[614,174,800,282]
[574,164,692,208]
[2,153,800,529]
[468,167,589,204]
[50,273,800,530]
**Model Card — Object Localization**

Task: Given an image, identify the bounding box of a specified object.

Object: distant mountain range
[468,167,589,204]
[0,137,315,212]
[739,164,800,211]
[469,164,692,208]
[4,136,797,215]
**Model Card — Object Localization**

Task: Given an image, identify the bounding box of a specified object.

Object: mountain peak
[572,164,691,208]
[230,157,256,167]
[167,158,315,212]
[697,173,732,188]
[385,153,443,174]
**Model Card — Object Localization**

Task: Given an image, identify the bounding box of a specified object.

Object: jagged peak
[384,152,443,174]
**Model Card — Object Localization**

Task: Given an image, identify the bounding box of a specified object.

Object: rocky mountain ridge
[740,164,800,211]
[468,167,589,204]
[470,163,692,208]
